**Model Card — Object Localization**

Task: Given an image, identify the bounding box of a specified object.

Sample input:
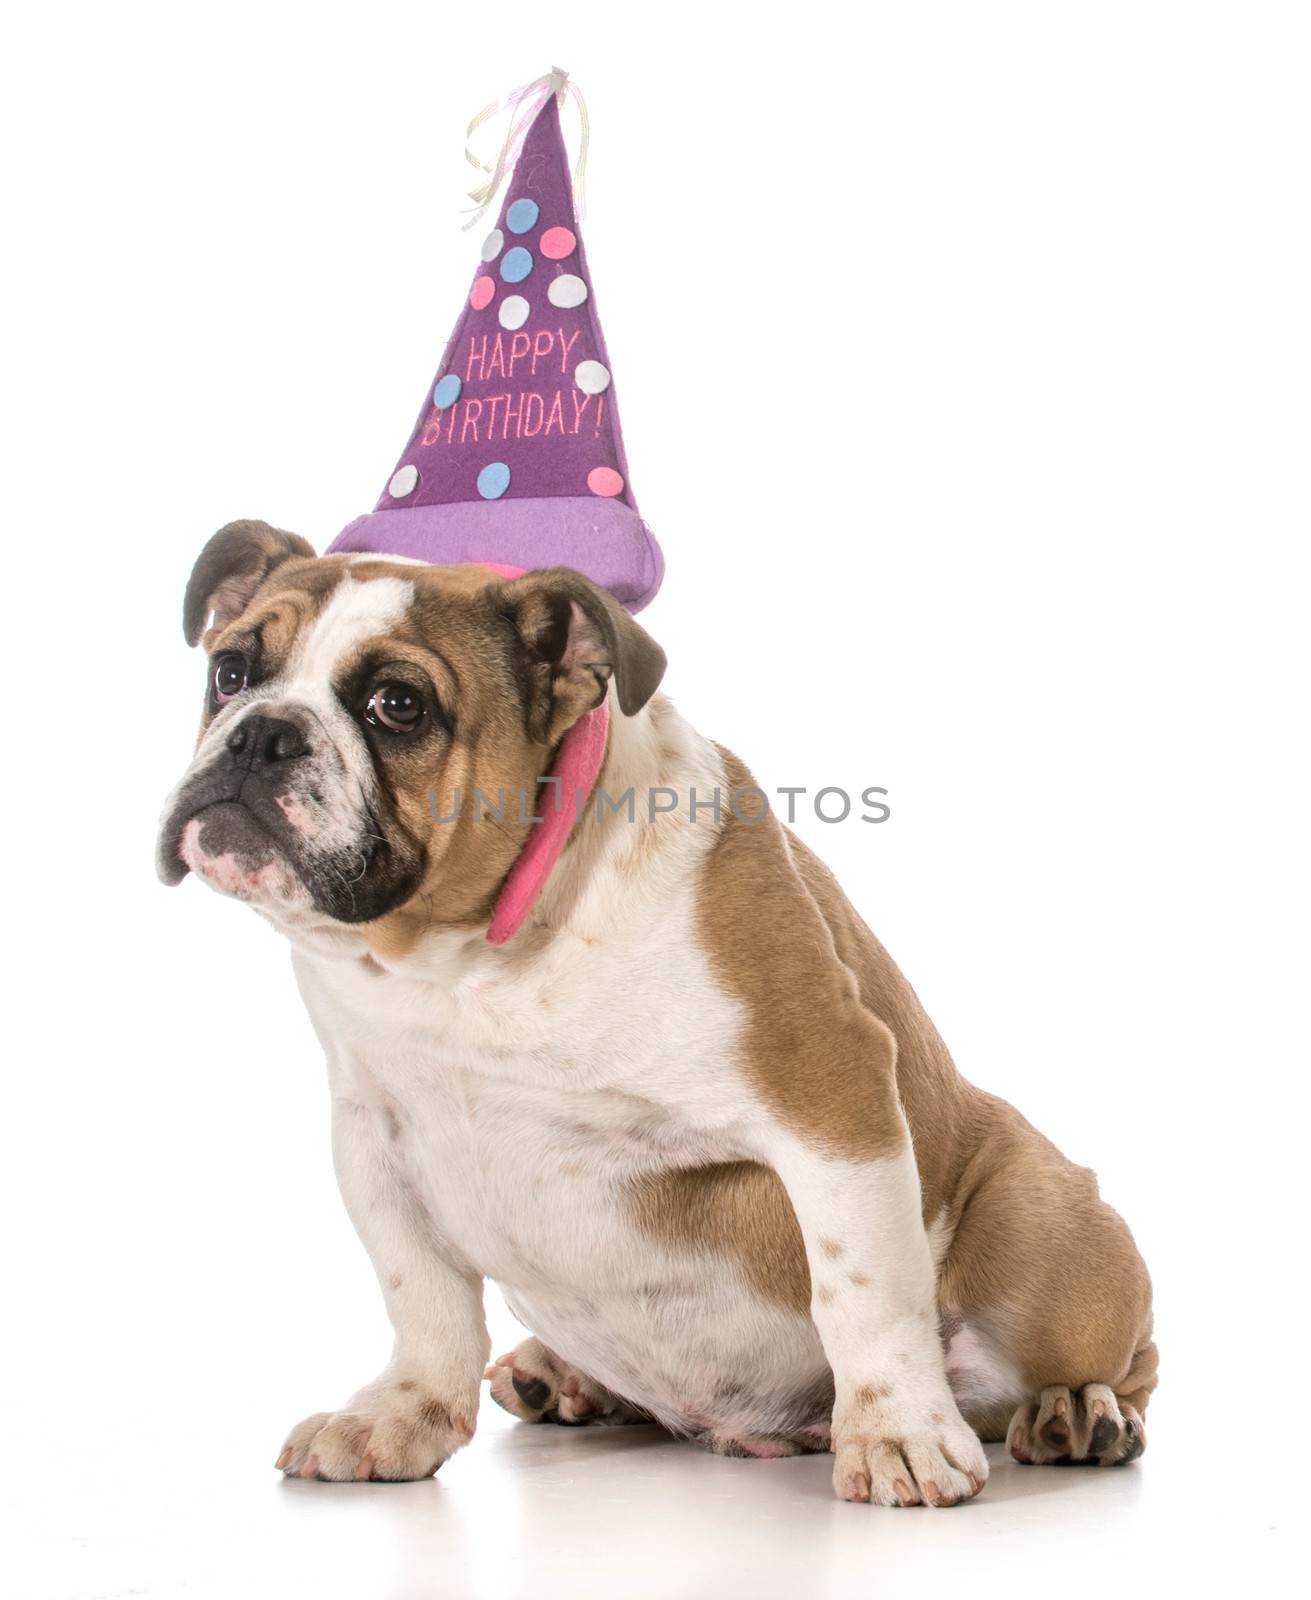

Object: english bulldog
[157,520,1156,1505]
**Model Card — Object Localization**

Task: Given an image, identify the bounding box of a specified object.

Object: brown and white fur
[158,521,1156,1506]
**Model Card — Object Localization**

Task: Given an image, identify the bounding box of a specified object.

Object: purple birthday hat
[329,72,664,612]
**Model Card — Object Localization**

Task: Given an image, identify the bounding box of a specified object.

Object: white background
[2,3,1307,1596]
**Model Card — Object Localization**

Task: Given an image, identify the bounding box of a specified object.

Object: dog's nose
[226,714,309,766]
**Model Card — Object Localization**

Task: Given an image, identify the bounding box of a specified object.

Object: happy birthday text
[418,327,604,448]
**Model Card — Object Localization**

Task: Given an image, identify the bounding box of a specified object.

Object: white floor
[8,1377,1294,1600]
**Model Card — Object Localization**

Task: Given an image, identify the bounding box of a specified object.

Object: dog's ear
[183,520,316,647]
[501,567,667,741]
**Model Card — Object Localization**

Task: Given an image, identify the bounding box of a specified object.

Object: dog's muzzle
[158,703,424,922]
[157,707,318,886]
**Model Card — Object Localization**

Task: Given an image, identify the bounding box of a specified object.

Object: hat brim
[329,499,663,614]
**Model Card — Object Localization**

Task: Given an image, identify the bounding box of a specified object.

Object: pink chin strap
[472,565,610,947]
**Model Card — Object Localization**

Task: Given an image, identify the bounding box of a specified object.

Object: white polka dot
[481,229,504,262]
[499,295,530,330]
[574,360,610,395]
[388,464,418,498]
[548,274,588,309]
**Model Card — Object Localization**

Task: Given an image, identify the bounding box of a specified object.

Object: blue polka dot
[500,246,533,283]
[432,374,461,409]
[505,198,540,234]
[477,462,511,500]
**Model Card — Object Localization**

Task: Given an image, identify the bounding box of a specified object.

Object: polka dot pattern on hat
[587,467,624,498]
[500,247,533,283]
[477,461,511,500]
[389,464,419,498]
[540,226,576,260]
[470,276,495,310]
[574,360,611,395]
[433,374,461,408]
[480,229,504,262]
[506,198,540,234]
[547,273,588,309]
[498,295,530,330]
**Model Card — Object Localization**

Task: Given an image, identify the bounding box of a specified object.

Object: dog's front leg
[277,1097,489,1481]
[766,1122,989,1507]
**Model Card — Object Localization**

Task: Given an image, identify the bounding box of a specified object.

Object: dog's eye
[213,652,248,704]
[366,682,425,734]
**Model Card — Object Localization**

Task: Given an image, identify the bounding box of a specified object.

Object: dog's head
[157,521,665,945]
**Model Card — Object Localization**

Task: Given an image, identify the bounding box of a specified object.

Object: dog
[158,519,1156,1505]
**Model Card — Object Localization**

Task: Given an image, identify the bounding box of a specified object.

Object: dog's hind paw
[1007,1383,1145,1466]
[484,1337,648,1426]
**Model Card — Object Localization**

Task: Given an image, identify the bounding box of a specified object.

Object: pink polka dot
[540,227,577,261]
[470,276,495,310]
[587,466,624,498]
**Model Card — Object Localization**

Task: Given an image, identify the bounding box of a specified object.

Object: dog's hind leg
[485,1337,650,1426]
[938,1117,1157,1465]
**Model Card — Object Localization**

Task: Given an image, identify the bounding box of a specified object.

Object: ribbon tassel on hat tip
[327,71,664,941]
[462,67,590,231]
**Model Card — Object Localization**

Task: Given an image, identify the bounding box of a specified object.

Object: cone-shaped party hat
[329,74,664,612]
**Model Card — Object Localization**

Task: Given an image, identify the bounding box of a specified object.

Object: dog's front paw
[832,1387,988,1507]
[277,1376,476,1482]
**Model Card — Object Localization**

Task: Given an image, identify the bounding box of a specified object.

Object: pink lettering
[508,332,532,376]
[570,391,592,434]
[460,398,484,443]
[558,328,581,372]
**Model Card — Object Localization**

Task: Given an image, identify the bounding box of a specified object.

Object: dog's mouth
[158,756,306,884]
[159,773,426,925]
[163,794,310,908]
